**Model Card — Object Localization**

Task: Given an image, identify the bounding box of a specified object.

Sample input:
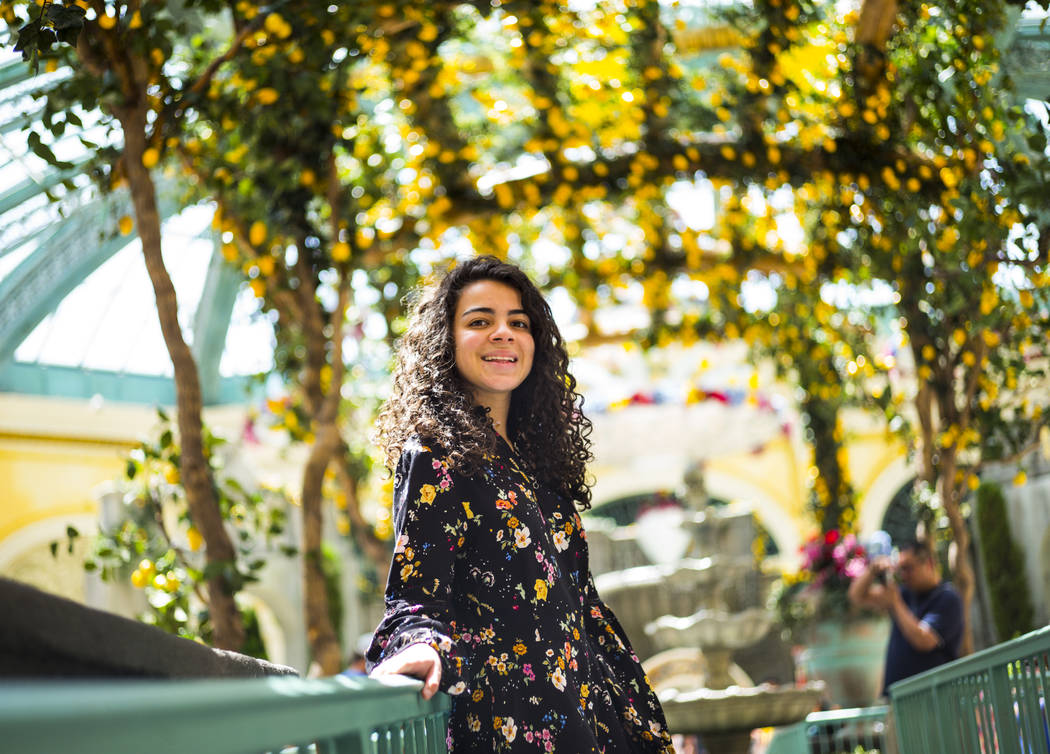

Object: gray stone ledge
[0,577,298,679]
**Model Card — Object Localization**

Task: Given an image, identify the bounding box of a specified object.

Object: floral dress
[366,439,674,753]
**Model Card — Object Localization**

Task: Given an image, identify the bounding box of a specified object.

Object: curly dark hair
[374,255,594,509]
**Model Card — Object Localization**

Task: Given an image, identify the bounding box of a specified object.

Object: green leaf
[14,19,55,71]
[49,541,59,558]
[26,131,73,170]
[47,3,87,47]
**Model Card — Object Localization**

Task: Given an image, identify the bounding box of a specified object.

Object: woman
[367,256,673,753]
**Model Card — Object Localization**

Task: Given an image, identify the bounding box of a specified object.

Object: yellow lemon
[97,12,117,30]
[131,569,149,588]
[331,241,351,262]
[187,526,203,552]
[142,148,160,169]
[118,215,134,235]
[256,88,279,105]
[257,255,276,276]
[249,221,267,246]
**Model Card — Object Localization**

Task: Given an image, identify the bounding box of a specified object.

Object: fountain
[587,465,823,754]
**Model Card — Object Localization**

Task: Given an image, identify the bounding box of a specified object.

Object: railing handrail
[801,704,890,724]
[0,674,450,754]
[889,623,1050,695]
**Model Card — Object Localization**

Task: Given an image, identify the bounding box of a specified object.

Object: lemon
[256,88,279,105]
[187,526,203,552]
[131,569,148,588]
[331,241,351,262]
[249,221,267,246]
[142,148,160,169]
[98,12,117,30]
[118,215,134,235]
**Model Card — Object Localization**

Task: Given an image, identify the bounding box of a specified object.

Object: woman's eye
[512,320,531,330]
[469,318,489,327]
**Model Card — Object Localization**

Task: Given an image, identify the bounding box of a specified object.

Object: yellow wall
[0,394,251,600]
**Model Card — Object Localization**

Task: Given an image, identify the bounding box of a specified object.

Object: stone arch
[858,453,918,537]
[0,513,98,603]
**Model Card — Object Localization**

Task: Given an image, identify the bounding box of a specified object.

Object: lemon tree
[4,0,273,652]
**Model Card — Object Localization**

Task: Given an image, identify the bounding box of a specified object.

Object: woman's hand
[369,642,443,700]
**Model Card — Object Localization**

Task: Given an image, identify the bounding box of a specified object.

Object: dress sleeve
[577,525,675,753]
[365,443,472,694]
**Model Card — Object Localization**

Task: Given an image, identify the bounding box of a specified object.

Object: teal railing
[890,624,1050,754]
[765,705,889,754]
[0,674,450,754]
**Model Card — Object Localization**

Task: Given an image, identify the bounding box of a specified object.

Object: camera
[867,530,894,585]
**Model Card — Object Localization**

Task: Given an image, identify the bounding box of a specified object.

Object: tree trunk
[939,448,975,656]
[119,111,244,652]
[298,271,352,675]
[301,423,343,674]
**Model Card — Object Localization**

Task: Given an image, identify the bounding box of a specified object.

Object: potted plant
[771,529,890,708]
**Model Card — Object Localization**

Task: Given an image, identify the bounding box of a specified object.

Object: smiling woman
[452,279,535,443]
[367,256,675,753]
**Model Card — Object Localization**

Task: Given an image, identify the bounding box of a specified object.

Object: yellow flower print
[419,484,437,504]
[400,563,414,580]
[534,579,548,601]
[462,501,474,519]
[513,642,527,656]
[472,688,484,702]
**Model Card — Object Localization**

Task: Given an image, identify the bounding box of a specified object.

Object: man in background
[849,538,964,695]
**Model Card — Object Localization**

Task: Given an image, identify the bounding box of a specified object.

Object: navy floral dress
[366,439,674,753]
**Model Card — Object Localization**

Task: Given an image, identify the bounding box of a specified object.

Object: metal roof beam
[192,237,242,406]
[0,181,184,364]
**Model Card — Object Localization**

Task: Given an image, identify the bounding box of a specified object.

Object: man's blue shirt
[883,580,963,695]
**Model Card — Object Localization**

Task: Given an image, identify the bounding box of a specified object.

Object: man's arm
[886,589,942,652]
[848,557,890,610]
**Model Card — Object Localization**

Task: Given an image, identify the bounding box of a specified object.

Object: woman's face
[452,279,535,408]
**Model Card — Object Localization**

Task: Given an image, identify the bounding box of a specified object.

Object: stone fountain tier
[657,683,827,754]
[645,607,773,653]
[594,557,759,660]
[584,503,758,574]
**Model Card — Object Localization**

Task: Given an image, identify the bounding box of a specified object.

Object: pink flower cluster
[801,529,868,589]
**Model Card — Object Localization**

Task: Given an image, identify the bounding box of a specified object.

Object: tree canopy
[6,0,1050,659]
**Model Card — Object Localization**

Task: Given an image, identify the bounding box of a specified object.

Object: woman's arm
[366,443,472,695]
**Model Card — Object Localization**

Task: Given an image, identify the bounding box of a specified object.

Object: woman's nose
[491,321,514,340]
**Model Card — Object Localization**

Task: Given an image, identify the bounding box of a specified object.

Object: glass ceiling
[1,10,1048,407]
